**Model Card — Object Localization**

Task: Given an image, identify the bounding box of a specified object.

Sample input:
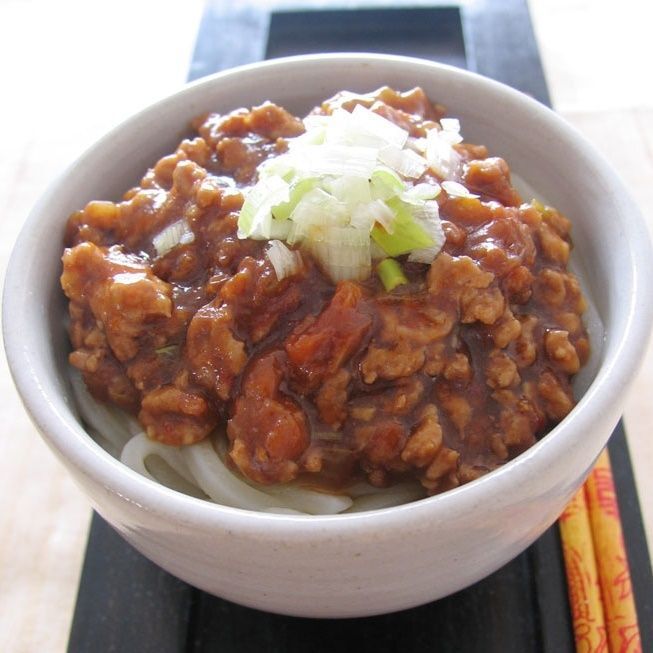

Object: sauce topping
[61,87,589,495]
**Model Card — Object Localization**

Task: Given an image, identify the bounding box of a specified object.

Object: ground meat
[285,281,372,393]
[62,87,589,496]
[61,242,173,362]
[77,354,139,413]
[422,447,460,493]
[228,352,309,484]
[428,252,494,296]
[537,372,574,420]
[186,303,247,401]
[486,351,520,389]
[315,369,351,429]
[361,342,425,383]
[354,419,410,485]
[220,256,305,343]
[544,330,581,375]
[401,405,443,468]
[140,385,217,446]
[514,316,538,367]
[464,157,522,206]
[489,308,523,348]
[442,353,472,384]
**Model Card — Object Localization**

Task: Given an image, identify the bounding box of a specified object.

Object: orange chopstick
[560,486,608,652]
[585,450,642,653]
[559,449,642,653]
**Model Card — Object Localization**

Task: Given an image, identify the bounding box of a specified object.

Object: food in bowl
[7,53,650,617]
[60,86,590,514]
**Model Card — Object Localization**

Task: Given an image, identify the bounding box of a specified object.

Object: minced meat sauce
[61,87,589,494]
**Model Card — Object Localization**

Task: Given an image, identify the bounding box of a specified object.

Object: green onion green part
[371,197,435,256]
[377,258,408,291]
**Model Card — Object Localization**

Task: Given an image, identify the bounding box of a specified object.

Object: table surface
[1,1,652,651]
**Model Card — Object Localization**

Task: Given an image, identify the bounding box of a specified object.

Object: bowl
[4,53,653,618]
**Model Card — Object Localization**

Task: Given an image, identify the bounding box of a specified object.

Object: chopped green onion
[237,104,463,281]
[439,118,463,145]
[257,153,295,180]
[292,144,378,177]
[349,104,408,149]
[269,219,292,241]
[400,182,441,204]
[370,166,405,200]
[287,188,349,243]
[442,180,479,199]
[152,220,194,257]
[267,240,303,281]
[238,176,290,238]
[377,258,408,291]
[323,175,371,207]
[378,145,428,179]
[370,241,387,260]
[323,105,409,150]
[371,197,434,256]
[155,344,179,357]
[411,199,440,223]
[271,178,318,221]
[407,202,445,264]
[425,129,461,179]
[306,226,371,282]
[440,118,460,132]
[406,136,428,153]
[350,199,395,233]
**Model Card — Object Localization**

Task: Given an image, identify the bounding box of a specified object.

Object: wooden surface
[0,0,652,651]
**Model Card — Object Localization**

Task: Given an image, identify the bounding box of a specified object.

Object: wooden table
[1,1,651,650]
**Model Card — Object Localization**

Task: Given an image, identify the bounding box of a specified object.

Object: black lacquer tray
[67,2,653,651]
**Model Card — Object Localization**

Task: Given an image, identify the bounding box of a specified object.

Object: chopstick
[559,484,608,651]
[585,450,642,652]
[559,449,642,652]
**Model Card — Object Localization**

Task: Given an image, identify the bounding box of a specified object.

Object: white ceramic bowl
[4,54,653,618]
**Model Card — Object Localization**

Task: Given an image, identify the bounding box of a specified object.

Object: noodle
[71,370,405,514]
[181,438,352,514]
[70,372,138,457]
[120,432,196,486]
[346,484,425,513]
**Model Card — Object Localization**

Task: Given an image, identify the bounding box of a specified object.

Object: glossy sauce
[61,88,589,494]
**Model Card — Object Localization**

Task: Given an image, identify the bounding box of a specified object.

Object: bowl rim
[4,52,653,535]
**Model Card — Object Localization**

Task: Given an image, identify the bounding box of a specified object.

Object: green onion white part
[441,180,479,199]
[238,104,468,282]
[266,240,303,281]
[153,220,195,257]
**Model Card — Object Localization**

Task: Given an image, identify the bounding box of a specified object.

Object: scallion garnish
[237,105,469,282]
[377,258,408,291]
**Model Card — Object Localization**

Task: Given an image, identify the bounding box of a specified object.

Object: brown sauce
[61,87,589,495]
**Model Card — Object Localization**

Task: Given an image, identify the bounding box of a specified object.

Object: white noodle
[120,432,196,485]
[179,438,285,511]
[70,371,134,456]
[143,457,207,500]
[261,507,306,515]
[264,485,353,515]
[69,368,371,513]
[346,482,425,513]
[207,436,352,515]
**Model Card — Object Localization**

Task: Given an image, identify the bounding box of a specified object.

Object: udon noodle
[70,371,424,514]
